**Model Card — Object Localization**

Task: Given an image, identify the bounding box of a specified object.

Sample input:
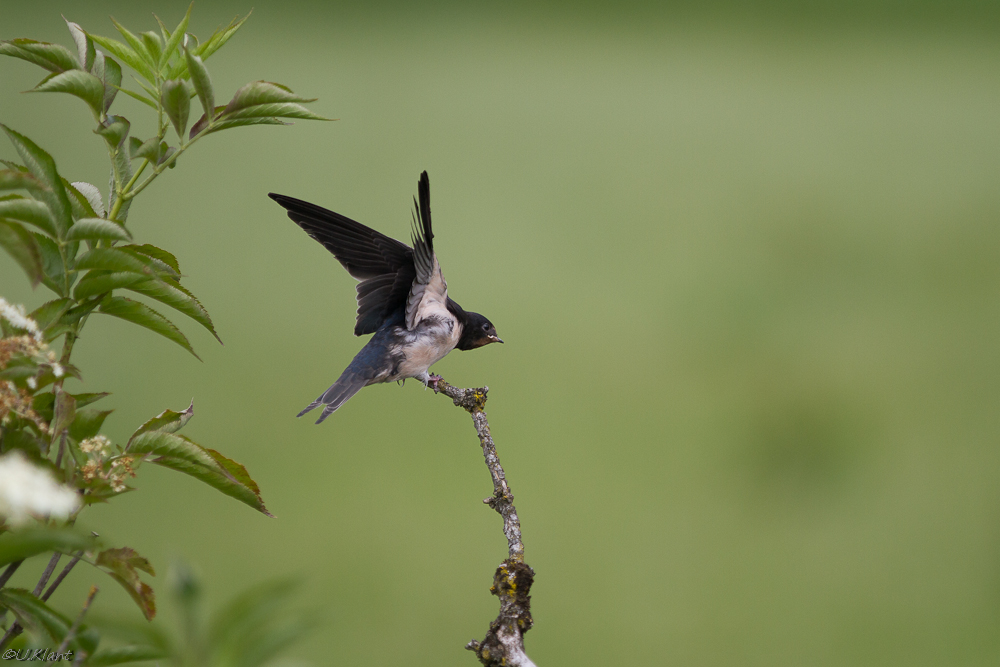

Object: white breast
[393,312,462,380]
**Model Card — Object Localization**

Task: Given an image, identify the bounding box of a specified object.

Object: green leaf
[0,526,96,567]
[65,18,96,71]
[134,75,161,103]
[98,52,123,112]
[153,454,271,517]
[160,3,192,69]
[182,39,214,120]
[123,243,181,273]
[127,278,220,342]
[161,79,191,140]
[70,181,105,218]
[108,138,134,223]
[0,588,69,643]
[224,101,330,122]
[140,31,163,66]
[95,115,131,150]
[34,233,66,294]
[131,136,162,162]
[127,136,143,158]
[51,387,77,437]
[129,138,175,168]
[208,577,310,666]
[129,431,271,516]
[195,11,251,61]
[57,298,102,329]
[98,295,198,358]
[193,116,288,139]
[74,392,111,408]
[30,297,73,332]
[113,84,157,109]
[0,220,44,286]
[0,38,78,73]
[1,125,73,238]
[0,361,39,383]
[30,69,106,116]
[0,169,47,192]
[224,80,317,113]
[74,247,167,276]
[155,14,173,45]
[188,104,223,137]
[67,408,112,441]
[89,32,154,83]
[85,616,172,663]
[0,197,57,237]
[110,17,156,71]
[0,588,100,654]
[88,646,172,666]
[128,431,214,466]
[128,400,194,445]
[64,179,99,221]
[159,145,177,167]
[73,271,143,300]
[66,217,131,242]
[96,547,156,620]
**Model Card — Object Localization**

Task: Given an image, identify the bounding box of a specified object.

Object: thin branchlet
[431,378,537,667]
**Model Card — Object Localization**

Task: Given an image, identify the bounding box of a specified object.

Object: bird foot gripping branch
[432,378,488,412]
[272,172,533,662]
[270,171,502,424]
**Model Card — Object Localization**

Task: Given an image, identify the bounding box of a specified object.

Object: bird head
[457,311,503,350]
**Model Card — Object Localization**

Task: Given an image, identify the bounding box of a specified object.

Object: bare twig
[0,621,15,649]
[43,551,83,601]
[34,552,61,596]
[0,560,23,588]
[432,378,537,667]
[56,585,98,654]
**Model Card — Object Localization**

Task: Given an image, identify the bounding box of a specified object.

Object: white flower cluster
[0,298,42,344]
[0,451,80,527]
[79,436,134,493]
[0,298,64,396]
[79,435,112,457]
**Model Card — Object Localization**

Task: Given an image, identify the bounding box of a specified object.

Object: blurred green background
[3,1,1000,664]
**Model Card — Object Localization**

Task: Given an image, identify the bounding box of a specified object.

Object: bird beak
[489,335,504,344]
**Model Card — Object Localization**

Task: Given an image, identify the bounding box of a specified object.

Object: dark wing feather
[404,171,449,329]
[268,193,416,335]
[411,172,434,285]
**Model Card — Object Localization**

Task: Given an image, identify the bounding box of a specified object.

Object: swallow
[269,171,502,423]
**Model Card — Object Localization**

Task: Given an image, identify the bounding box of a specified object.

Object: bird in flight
[269,172,502,423]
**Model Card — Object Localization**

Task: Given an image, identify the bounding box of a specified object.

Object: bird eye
[482,323,489,331]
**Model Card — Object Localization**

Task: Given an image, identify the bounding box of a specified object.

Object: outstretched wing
[268,193,417,335]
[405,171,450,330]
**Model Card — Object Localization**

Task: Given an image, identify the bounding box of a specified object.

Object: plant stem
[0,620,16,650]
[0,560,22,588]
[0,548,80,650]
[0,551,53,648]
[34,552,62,596]
[42,552,83,602]
[124,128,210,201]
[122,158,148,195]
[107,158,148,222]
[56,585,98,654]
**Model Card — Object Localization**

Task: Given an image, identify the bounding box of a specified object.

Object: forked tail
[297,372,368,424]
